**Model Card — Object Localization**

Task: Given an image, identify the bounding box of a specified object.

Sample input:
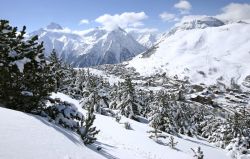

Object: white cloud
[129,22,144,27]
[44,27,97,36]
[159,12,176,22]
[216,3,250,22]
[95,12,148,30]
[174,0,192,14]
[79,19,89,25]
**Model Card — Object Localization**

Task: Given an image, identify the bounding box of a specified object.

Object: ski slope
[0,93,230,159]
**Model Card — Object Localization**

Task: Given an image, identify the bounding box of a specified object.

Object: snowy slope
[0,107,103,159]
[0,93,230,159]
[52,93,230,159]
[29,24,146,67]
[128,17,250,86]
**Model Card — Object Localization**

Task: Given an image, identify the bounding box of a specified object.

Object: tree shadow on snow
[30,114,84,146]
[172,147,182,152]
[137,116,149,124]
[154,139,182,152]
[183,137,214,148]
[154,139,167,146]
[88,141,119,159]
[94,141,117,148]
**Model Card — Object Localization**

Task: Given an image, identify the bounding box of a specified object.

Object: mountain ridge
[29,25,153,67]
[128,17,250,87]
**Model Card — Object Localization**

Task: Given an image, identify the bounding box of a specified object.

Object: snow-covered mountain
[168,17,225,35]
[128,31,160,48]
[30,23,86,64]
[74,27,146,67]
[29,23,146,67]
[128,17,250,87]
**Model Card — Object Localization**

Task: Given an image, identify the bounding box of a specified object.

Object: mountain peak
[105,26,126,34]
[46,22,63,30]
[178,16,224,27]
[188,17,224,27]
[168,16,224,35]
[113,26,125,32]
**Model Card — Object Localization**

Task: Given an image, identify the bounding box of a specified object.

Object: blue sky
[0,0,250,32]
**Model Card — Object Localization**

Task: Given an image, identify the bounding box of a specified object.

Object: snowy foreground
[0,93,230,159]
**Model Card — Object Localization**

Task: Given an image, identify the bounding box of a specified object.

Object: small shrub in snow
[96,146,102,151]
[124,122,131,130]
[115,114,121,123]
[148,128,167,144]
[191,147,204,159]
[168,136,178,149]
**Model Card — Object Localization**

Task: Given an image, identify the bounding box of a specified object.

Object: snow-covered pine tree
[140,90,153,118]
[118,76,141,121]
[230,112,242,138]
[59,63,76,96]
[201,116,231,148]
[223,111,250,148]
[77,70,114,116]
[79,96,100,145]
[68,69,87,99]
[44,98,99,145]
[109,83,119,109]
[48,49,64,92]
[226,137,250,159]
[174,102,200,137]
[0,20,54,112]
[149,91,177,135]
[45,99,84,130]
[97,81,114,116]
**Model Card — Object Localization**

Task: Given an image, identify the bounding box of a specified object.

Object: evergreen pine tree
[118,76,141,120]
[48,49,64,92]
[142,90,154,117]
[149,91,176,135]
[0,20,54,112]
[79,98,100,145]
